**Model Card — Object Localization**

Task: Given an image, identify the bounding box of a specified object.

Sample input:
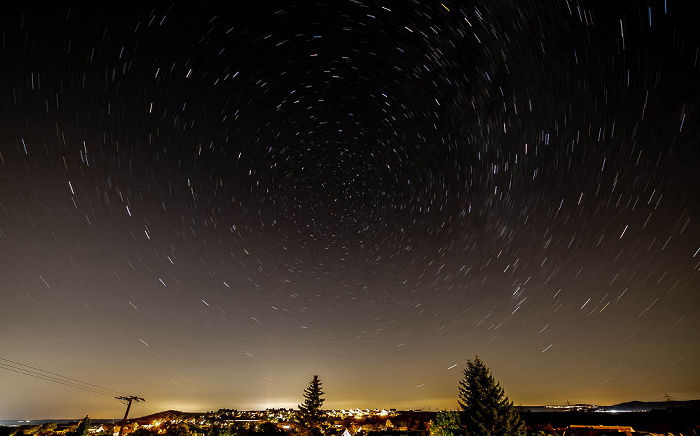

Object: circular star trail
[0,0,698,419]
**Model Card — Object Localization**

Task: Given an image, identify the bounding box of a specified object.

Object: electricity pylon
[116,395,145,436]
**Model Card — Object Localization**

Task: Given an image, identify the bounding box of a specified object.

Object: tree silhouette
[70,416,91,436]
[298,375,325,430]
[458,357,525,436]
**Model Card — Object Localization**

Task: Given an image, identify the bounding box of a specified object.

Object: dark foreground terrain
[521,409,700,434]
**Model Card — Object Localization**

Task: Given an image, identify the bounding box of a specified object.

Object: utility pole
[663,393,675,410]
[116,395,145,436]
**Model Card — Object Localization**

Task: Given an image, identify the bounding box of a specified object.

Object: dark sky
[1,0,699,420]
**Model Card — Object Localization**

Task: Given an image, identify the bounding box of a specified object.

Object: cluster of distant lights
[152,409,393,422]
[545,405,648,414]
[596,409,650,414]
[328,409,393,417]
[140,409,395,426]
[109,409,397,433]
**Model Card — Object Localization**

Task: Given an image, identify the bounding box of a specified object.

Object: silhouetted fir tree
[297,375,325,430]
[70,416,90,436]
[458,357,525,436]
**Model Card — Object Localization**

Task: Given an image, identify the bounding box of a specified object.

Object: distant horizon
[3,397,698,421]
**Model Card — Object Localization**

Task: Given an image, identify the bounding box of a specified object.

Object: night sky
[1,0,699,420]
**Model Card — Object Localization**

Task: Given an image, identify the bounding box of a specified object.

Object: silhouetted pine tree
[71,416,91,436]
[458,357,525,436]
[298,375,325,429]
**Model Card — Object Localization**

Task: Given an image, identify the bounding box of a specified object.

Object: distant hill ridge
[600,399,700,411]
[130,400,700,420]
[515,399,700,412]
[132,410,199,423]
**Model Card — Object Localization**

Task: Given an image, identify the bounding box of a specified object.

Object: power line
[134,400,179,420]
[142,401,171,416]
[0,356,127,396]
[0,356,176,422]
[0,356,128,397]
[0,362,115,398]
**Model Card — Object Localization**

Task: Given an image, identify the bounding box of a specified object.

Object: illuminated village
[2,404,699,436]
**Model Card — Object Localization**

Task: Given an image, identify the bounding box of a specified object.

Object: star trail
[0,0,698,419]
